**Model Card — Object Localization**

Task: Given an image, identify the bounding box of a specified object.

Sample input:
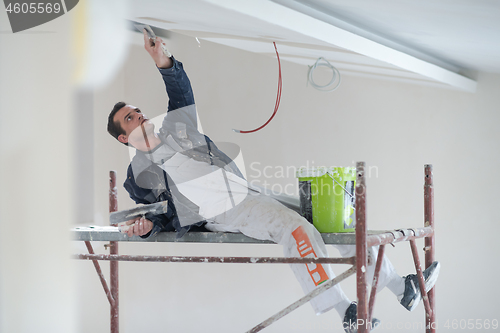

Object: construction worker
[106,30,440,332]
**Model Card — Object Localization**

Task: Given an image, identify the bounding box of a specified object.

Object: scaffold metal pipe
[356,162,369,333]
[368,244,385,323]
[74,254,356,265]
[424,164,436,333]
[366,227,434,247]
[109,171,119,333]
[84,241,115,307]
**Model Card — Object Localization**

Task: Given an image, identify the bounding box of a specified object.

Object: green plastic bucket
[296,167,356,233]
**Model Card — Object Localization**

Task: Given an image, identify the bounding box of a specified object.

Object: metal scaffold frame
[73,162,437,333]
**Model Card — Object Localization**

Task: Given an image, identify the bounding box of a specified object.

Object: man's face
[113,105,154,145]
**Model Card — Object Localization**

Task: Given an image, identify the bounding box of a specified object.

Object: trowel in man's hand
[134,23,172,58]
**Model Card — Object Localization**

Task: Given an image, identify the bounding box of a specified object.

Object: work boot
[399,261,441,311]
[343,302,380,333]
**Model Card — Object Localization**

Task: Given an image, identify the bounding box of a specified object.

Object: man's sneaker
[343,302,381,333]
[399,261,441,311]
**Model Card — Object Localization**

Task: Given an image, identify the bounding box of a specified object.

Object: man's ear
[118,134,128,144]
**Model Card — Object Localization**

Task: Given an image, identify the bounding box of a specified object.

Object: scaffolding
[73,162,436,333]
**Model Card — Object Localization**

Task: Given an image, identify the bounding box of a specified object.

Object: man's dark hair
[107,101,128,146]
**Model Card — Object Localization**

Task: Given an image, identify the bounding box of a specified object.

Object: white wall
[79,31,500,332]
[0,8,77,333]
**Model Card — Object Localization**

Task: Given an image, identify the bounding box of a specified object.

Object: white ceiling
[128,0,500,92]
[281,0,500,73]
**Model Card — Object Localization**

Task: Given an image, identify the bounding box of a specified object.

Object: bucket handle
[326,171,356,201]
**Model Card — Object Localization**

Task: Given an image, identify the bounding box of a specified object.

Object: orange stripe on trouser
[292,226,329,286]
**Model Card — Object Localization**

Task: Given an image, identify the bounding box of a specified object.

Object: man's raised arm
[142,28,195,112]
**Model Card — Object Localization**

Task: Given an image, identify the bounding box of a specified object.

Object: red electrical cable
[233,42,282,134]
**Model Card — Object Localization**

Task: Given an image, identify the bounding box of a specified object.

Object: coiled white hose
[307,57,341,92]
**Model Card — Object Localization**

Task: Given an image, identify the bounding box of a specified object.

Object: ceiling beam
[205,0,477,92]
